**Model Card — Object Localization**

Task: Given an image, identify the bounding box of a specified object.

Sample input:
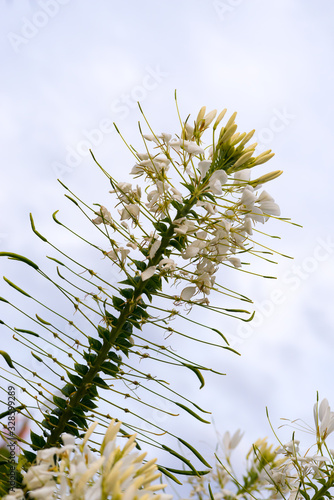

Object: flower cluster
[92,105,282,304]
[5,421,172,500]
[187,397,334,500]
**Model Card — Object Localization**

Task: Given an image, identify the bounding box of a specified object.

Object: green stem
[46,197,197,446]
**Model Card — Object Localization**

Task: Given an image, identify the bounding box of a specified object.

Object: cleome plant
[0,95,289,498]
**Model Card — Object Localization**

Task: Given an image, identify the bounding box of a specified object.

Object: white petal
[149,239,161,259]
[182,245,201,259]
[61,433,76,446]
[259,201,281,216]
[240,189,256,206]
[141,266,156,281]
[257,190,274,202]
[198,160,211,178]
[180,286,196,301]
[234,169,251,182]
[211,170,228,185]
[228,257,242,268]
[249,207,266,223]
[319,398,330,421]
[182,141,205,155]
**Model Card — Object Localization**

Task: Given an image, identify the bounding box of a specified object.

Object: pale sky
[1,0,334,490]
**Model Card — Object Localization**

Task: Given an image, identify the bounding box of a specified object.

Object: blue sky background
[1,0,334,490]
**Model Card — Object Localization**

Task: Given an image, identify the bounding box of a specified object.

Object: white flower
[208,170,228,195]
[222,429,244,454]
[19,421,172,500]
[107,246,130,266]
[158,258,176,272]
[3,490,25,500]
[92,206,113,225]
[180,286,197,301]
[174,219,198,235]
[141,266,156,281]
[227,257,241,268]
[234,169,251,183]
[314,398,334,441]
[149,239,161,259]
[120,204,140,221]
[173,140,204,155]
[276,439,300,456]
[197,160,211,178]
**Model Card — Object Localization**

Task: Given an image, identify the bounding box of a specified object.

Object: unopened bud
[249,170,283,187]
[253,151,275,165]
[203,109,217,127]
[239,129,255,148]
[233,151,254,169]
[219,123,238,143]
[213,108,227,130]
[196,106,206,125]
[225,111,237,130]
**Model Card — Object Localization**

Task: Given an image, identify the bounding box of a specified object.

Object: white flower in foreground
[208,170,228,195]
[158,258,176,272]
[180,286,197,301]
[14,420,172,500]
[222,429,244,454]
[276,439,300,456]
[92,206,113,225]
[197,160,211,178]
[314,397,334,441]
[120,203,140,222]
[141,266,156,281]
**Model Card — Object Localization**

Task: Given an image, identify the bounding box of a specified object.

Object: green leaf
[23,450,36,464]
[169,239,183,252]
[0,405,25,420]
[108,351,122,364]
[61,383,76,397]
[119,288,134,299]
[112,296,126,311]
[97,326,111,341]
[80,396,98,410]
[74,363,89,376]
[53,396,67,409]
[133,259,146,271]
[30,431,46,449]
[101,361,119,375]
[83,352,97,364]
[68,373,83,387]
[92,376,109,389]
[88,337,102,352]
